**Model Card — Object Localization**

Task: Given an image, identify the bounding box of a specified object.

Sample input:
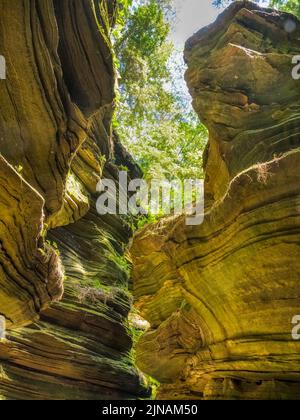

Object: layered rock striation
[0,0,149,400]
[131,1,300,400]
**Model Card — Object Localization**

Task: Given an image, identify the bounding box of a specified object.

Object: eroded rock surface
[0,0,115,326]
[0,155,63,327]
[131,2,300,400]
[0,0,149,400]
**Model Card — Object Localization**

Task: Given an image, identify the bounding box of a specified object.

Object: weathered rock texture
[131,1,300,400]
[0,0,149,400]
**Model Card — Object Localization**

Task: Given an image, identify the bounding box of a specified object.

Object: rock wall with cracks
[0,0,149,400]
[131,2,300,400]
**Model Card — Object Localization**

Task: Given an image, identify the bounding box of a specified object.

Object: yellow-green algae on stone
[0,0,149,400]
[131,2,300,400]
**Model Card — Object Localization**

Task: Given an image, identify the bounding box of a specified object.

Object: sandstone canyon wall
[1,0,300,401]
[0,0,149,400]
[131,1,300,400]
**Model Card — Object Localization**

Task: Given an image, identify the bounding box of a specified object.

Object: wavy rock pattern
[0,155,63,327]
[131,2,300,400]
[0,0,115,326]
[0,0,149,400]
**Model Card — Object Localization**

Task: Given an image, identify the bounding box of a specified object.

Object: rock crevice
[0,0,149,400]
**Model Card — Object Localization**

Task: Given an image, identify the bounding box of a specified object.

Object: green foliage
[114,0,207,182]
[146,375,160,399]
[213,0,300,18]
[46,240,60,257]
[115,0,133,26]
[109,252,132,278]
[270,0,300,17]
[117,0,170,59]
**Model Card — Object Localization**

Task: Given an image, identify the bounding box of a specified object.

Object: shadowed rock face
[131,2,300,400]
[0,0,149,400]
[0,0,115,326]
